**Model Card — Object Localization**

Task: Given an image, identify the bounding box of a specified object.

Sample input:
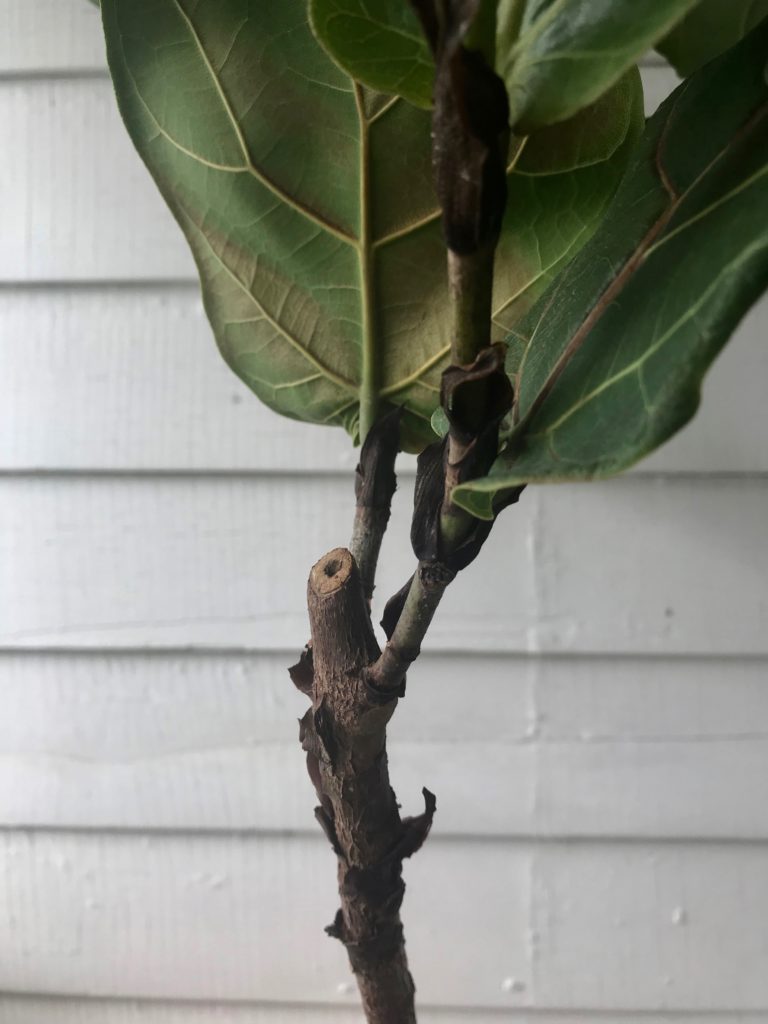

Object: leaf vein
[539,241,768,434]
[171,0,358,246]
[186,220,356,392]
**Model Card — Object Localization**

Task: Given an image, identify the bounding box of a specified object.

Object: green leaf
[308,0,434,110]
[308,0,688,134]
[657,0,768,77]
[308,0,499,110]
[101,0,638,451]
[102,0,455,449]
[513,68,642,175]
[493,68,643,337]
[455,21,768,519]
[499,0,698,129]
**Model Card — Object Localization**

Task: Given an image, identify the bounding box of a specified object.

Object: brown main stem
[297,548,435,1023]
[291,9,514,1016]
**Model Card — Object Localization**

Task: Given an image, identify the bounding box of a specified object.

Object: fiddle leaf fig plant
[456,23,768,513]
[100,0,641,448]
[91,0,768,1019]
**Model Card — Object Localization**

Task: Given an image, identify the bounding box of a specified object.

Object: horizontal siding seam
[0,68,110,83]
[2,825,768,848]
[1,469,768,482]
[0,991,761,1018]
[2,645,767,661]
[0,57,675,82]
[1,647,766,663]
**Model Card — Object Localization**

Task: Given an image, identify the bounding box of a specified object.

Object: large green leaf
[493,68,643,345]
[101,0,639,450]
[310,0,693,129]
[657,0,768,77]
[455,20,768,518]
[308,0,433,109]
[499,0,698,129]
[307,0,498,111]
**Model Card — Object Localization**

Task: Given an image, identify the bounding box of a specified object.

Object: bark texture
[294,548,435,1024]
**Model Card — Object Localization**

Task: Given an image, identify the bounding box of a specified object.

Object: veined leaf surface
[308,0,433,110]
[494,68,643,348]
[657,0,768,76]
[455,21,768,518]
[101,0,639,449]
[498,0,697,129]
[310,0,692,130]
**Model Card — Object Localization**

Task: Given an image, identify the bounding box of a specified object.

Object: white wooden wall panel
[2,476,766,655]
[642,61,680,113]
[4,3,767,1020]
[530,479,768,656]
[2,652,768,840]
[0,287,357,474]
[2,831,768,1012]
[2,286,766,474]
[0,473,531,651]
[0,832,527,1007]
[5,999,760,1024]
[0,80,194,282]
[0,1,105,73]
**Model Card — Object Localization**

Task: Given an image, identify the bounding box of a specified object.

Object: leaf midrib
[539,240,767,440]
[354,81,376,440]
[170,0,357,246]
[134,0,454,429]
[512,96,768,437]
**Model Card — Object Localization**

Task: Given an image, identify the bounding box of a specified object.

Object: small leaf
[455,20,768,518]
[657,0,768,77]
[309,0,434,109]
[499,0,698,129]
[431,406,450,438]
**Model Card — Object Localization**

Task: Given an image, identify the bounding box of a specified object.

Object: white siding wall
[2,3,767,1021]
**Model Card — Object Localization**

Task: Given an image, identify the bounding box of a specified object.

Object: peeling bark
[293,548,435,1024]
[289,11,515,1017]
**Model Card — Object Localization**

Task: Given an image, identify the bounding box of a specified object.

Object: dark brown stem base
[293,548,435,1024]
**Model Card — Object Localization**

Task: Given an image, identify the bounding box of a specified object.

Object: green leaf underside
[494,68,643,346]
[101,0,639,451]
[657,0,768,77]
[454,21,768,519]
[513,69,641,175]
